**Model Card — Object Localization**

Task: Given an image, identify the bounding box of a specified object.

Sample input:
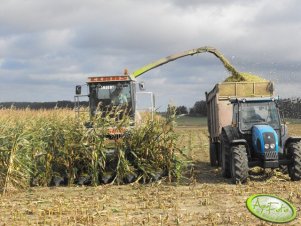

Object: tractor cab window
[239,102,280,131]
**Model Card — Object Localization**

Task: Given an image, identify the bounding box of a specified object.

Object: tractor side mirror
[139,82,145,91]
[279,110,286,123]
[75,85,82,95]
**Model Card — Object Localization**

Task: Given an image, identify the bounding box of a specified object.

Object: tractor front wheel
[287,142,301,181]
[230,145,249,184]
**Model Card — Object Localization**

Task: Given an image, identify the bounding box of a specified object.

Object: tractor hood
[252,125,279,154]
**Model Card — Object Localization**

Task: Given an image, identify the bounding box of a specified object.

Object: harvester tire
[287,142,301,181]
[230,145,249,184]
[210,142,218,167]
[221,131,231,178]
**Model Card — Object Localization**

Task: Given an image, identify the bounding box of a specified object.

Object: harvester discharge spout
[130,46,241,80]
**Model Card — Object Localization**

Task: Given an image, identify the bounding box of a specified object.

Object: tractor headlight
[270,143,275,149]
[264,144,270,149]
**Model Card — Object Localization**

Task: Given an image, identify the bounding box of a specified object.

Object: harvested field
[1,116,301,225]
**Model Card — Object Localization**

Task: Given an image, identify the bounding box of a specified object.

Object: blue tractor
[219,97,301,183]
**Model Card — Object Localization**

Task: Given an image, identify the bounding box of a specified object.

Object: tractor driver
[245,106,264,122]
[111,84,128,105]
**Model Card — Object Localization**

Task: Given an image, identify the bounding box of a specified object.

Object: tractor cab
[231,97,281,134]
[231,97,284,168]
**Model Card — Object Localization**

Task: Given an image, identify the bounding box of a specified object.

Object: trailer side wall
[206,81,274,141]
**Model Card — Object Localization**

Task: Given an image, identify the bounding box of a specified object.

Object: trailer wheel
[217,143,221,166]
[221,131,231,178]
[230,145,249,184]
[210,142,218,166]
[287,142,301,181]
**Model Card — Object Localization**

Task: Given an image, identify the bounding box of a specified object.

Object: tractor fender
[231,139,248,146]
[221,125,239,143]
[284,137,301,149]
[231,139,250,157]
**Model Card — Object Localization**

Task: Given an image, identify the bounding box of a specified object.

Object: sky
[0,0,301,110]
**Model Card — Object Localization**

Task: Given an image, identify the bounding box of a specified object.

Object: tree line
[174,101,207,116]
[278,98,301,119]
[1,98,300,119]
[175,98,301,119]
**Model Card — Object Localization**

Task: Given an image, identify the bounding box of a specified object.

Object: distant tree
[176,106,188,115]
[278,98,301,119]
[189,100,207,116]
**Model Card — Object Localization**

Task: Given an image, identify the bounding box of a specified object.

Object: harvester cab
[86,75,135,119]
[74,71,155,130]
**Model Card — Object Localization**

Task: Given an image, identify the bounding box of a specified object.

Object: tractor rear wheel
[287,142,301,181]
[230,145,249,184]
[221,131,231,178]
[210,142,218,167]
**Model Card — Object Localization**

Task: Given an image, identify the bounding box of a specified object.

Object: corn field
[0,107,183,194]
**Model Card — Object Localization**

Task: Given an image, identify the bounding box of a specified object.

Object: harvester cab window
[88,82,134,117]
[239,102,280,131]
[96,83,131,106]
[110,84,130,106]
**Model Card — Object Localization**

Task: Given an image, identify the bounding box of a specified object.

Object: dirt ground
[1,124,301,225]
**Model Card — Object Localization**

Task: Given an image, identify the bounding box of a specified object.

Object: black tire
[287,142,301,181]
[230,145,249,184]
[221,131,231,178]
[279,165,288,174]
[210,142,218,166]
